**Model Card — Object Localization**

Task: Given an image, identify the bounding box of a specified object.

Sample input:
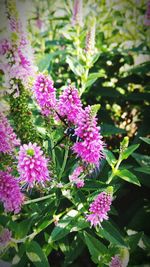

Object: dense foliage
[0,0,150,266]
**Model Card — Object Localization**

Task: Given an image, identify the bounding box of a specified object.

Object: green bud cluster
[6,0,18,20]
[10,82,41,144]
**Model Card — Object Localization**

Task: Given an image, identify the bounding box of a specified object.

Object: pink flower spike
[0,39,11,55]
[0,113,20,154]
[109,255,122,267]
[86,192,112,227]
[0,228,12,247]
[33,74,56,116]
[72,106,104,165]
[72,0,83,27]
[17,142,50,187]
[58,85,82,124]
[69,166,85,188]
[144,1,150,26]
[0,171,24,214]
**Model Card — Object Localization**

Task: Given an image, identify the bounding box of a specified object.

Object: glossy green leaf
[26,241,50,267]
[134,166,150,175]
[127,232,143,252]
[48,210,78,243]
[82,231,107,264]
[132,153,150,168]
[85,71,105,88]
[64,235,85,266]
[140,137,150,145]
[101,123,126,136]
[66,56,84,76]
[97,221,127,247]
[104,149,117,167]
[116,169,141,186]
[37,54,52,72]
[121,144,140,160]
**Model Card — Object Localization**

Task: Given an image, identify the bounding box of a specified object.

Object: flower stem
[58,146,69,181]
[106,156,122,184]
[24,194,55,205]
[50,135,56,167]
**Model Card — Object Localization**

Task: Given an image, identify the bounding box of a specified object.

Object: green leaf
[26,241,50,267]
[37,54,52,72]
[116,169,141,186]
[64,235,85,266]
[14,218,35,239]
[134,166,150,175]
[140,137,150,145]
[103,149,117,167]
[85,71,105,88]
[127,232,143,252]
[91,53,100,65]
[142,234,150,250]
[12,244,27,267]
[90,104,101,116]
[82,231,107,264]
[121,144,140,160]
[66,56,84,76]
[101,123,126,136]
[48,210,78,243]
[98,221,127,247]
[132,153,150,168]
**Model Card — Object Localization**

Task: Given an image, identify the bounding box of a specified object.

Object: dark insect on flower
[52,126,83,150]
[65,127,83,143]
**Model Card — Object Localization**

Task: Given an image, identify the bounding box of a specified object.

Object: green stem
[24,194,55,205]
[76,26,80,59]
[80,67,89,96]
[58,146,69,180]
[106,156,122,184]
[50,135,56,167]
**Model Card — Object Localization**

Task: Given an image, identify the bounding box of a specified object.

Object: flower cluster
[0,39,11,55]
[58,85,82,124]
[144,1,150,26]
[0,113,20,154]
[73,106,104,165]
[109,255,122,267]
[85,19,96,54]
[69,166,85,188]
[17,142,50,187]
[86,192,112,227]
[0,171,24,213]
[0,228,12,248]
[72,0,83,27]
[0,0,36,97]
[33,74,56,116]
